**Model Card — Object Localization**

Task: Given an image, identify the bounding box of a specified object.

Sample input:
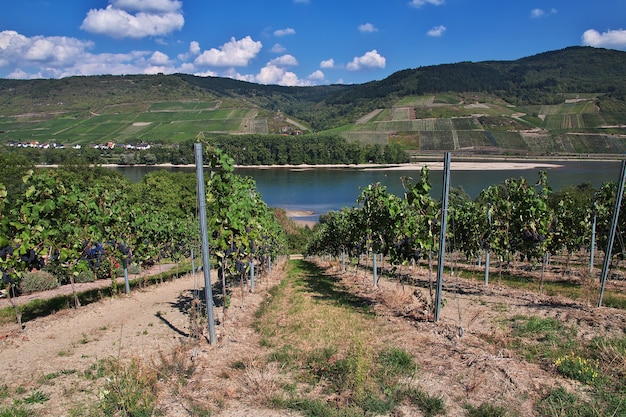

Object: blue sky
[1,0,625,85]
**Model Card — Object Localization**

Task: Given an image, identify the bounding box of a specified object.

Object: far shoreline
[38,153,625,172]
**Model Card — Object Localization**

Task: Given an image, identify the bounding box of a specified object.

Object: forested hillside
[1,46,626,157]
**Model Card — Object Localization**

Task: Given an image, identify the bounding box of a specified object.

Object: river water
[114,159,624,223]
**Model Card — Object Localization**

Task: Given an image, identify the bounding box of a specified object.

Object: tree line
[1,134,410,166]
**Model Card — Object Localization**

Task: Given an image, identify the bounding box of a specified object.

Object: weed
[401,386,446,416]
[377,346,417,377]
[464,402,510,417]
[23,390,49,404]
[267,344,298,367]
[96,357,158,417]
[0,405,31,417]
[37,372,60,384]
[536,387,596,417]
[554,353,598,384]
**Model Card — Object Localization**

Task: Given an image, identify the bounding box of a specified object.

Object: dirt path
[0,262,296,416]
[1,258,625,416]
[0,263,177,309]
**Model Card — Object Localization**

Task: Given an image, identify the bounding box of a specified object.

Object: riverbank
[98,160,565,171]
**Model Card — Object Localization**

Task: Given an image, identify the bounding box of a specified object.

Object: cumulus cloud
[81,0,184,39]
[194,36,262,67]
[177,40,200,60]
[359,23,378,33]
[274,28,296,37]
[271,43,286,53]
[269,54,298,67]
[582,29,626,49]
[308,70,325,81]
[408,0,444,8]
[189,41,200,54]
[427,25,446,37]
[347,50,386,71]
[0,30,94,76]
[149,50,170,65]
[320,58,334,69]
[254,64,308,86]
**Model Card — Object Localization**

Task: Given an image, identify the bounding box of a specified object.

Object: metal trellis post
[435,152,451,322]
[194,143,217,344]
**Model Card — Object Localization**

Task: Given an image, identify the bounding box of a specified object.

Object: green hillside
[1,46,626,156]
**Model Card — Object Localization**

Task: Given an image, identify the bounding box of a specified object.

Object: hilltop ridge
[1,46,626,156]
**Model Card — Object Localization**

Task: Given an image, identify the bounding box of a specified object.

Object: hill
[1,46,626,156]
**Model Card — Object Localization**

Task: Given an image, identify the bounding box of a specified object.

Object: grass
[493,313,626,415]
[254,259,446,416]
[450,262,626,309]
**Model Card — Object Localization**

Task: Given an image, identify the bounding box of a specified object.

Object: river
[114,159,624,223]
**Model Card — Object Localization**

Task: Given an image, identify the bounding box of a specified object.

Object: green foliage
[536,387,597,417]
[463,402,510,417]
[23,390,49,404]
[554,353,599,384]
[377,346,417,377]
[400,386,446,416]
[0,405,32,417]
[96,357,158,417]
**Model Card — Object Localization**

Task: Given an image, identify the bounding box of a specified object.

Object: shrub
[114,263,142,277]
[20,270,59,294]
[75,270,97,283]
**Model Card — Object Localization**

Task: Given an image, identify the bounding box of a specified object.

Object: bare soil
[0,258,625,416]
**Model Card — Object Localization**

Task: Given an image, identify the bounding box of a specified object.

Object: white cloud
[149,50,170,65]
[274,28,296,37]
[269,54,298,67]
[255,64,302,86]
[293,0,309,4]
[320,58,334,69]
[177,40,200,61]
[308,70,325,81]
[531,8,557,19]
[194,36,262,67]
[347,50,386,71]
[359,23,378,33]
[0,30,94,76]
[530,8,544,18]
[582,29,626,49]
[271,43,286,53]
[81,1,184,39]
[189,41,200,55]
[0,29,196,79]
[194,69,219,77]
[427,25,446,37]
[408,0,444,8]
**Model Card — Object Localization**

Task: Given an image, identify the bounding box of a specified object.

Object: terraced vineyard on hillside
[337,93,626,154]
